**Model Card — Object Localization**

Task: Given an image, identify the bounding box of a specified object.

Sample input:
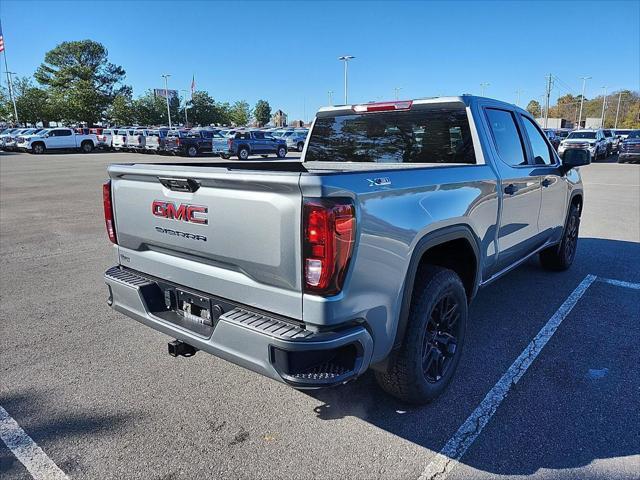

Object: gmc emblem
[152,201,208,225]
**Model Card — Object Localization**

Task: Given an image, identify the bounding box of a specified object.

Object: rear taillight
[353,100,413,113]
[176,138,181,146]
[303,199,356,295]
[103,180,117,244]
[227,138,233,148]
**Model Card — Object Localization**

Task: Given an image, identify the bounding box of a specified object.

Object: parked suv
[281,130,309,152]
[222,130,288,159]
[104,96,588,404]
[558,129,607,160]
[618,130,640,163]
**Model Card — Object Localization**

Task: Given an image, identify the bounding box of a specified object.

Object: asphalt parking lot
[1,151,638,480]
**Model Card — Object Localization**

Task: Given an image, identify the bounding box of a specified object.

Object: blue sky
[1,0,638,121]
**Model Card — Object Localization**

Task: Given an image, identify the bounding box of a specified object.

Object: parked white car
[25,128,98,154]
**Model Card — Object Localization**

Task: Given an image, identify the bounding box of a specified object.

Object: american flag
[0,23,5,53]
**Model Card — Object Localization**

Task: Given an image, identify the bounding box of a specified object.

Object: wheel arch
[393,225,481,350]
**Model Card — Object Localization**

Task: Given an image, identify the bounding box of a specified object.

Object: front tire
[375,266,467,404]
[297,142,304,152]
[32,143,46,154]
[539,203,580,271]
[276,146,287,158]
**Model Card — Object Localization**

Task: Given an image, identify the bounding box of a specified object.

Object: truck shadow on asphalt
[306,237,640,476]
[0,389,136,477]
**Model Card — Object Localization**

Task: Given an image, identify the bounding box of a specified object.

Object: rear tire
[277,146,287,158]
[539,203,580,271]
[375,266,467,404]
[297,142,304,152]
[238,147,250,160]
[186,146,198,157]
[81,142,94,153]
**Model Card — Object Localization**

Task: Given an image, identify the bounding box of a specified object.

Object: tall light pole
[480,82,490,96]
[180,89,190,126]
[394,87,402,100]
[614,91,623,128]
[600,86,608,128]
[161,74,172,128]
[6,71,19,124]
[514,89,523,106]
[577,76,591,129]
[338,55,355,104]
[327,90,334,106]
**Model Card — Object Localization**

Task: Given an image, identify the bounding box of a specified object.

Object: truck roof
[317,95,526,117]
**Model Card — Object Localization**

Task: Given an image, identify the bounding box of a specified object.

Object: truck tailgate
[108,163,303,319]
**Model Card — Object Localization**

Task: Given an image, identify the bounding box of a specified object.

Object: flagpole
[0,19,19,124]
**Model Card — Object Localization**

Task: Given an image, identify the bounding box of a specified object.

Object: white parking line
[418,274,598,480]
[598,277,640,290]
[0,405,69,480]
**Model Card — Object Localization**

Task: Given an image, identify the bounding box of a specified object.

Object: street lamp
[161,74,172,129]
[327,90,334,106]
[394,87,402,100]
[338,55,355,104]
[6,71,19,124]
[480,82,490,97]
[514,89,523,106]
[577,76,591,129]
[600,86,608,128]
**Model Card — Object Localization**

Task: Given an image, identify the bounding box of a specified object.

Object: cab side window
[485,108,527,167]
[522,117,553,165]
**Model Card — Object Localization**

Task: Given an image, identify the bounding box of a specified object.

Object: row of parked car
[0,125,310,160]
[543,127,636,162]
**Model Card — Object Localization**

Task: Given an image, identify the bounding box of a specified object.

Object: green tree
[107,93,136,125]
[34,40,127,125]
[0,86,13,123]
[230,100,250,126]
[526,99,541,118]
[189,91,229,126]
[253,99,271,127]
[133,90,166,126]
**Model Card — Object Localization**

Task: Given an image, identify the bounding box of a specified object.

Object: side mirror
[43,134,49,138]
[561,148,590,172]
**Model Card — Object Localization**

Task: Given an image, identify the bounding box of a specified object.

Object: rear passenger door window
[521,116,554,165]
[485,108,527,167]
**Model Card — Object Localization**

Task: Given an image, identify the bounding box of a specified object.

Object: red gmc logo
[152,201,208,225]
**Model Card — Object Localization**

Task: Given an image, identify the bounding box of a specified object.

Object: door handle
[541,178,552,188]
[504,184,518,195]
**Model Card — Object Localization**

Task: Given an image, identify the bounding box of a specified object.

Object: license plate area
[176,290,213,326]
[143,282,234,338]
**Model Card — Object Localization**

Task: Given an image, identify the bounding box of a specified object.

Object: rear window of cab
[305,104,475,164]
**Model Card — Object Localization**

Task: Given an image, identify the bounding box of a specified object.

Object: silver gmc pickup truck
[103,96,590,404]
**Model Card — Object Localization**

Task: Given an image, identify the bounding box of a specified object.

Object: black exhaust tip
[168,340,198,357]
